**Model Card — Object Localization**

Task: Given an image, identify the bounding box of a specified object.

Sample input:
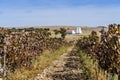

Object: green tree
[59,28,66,39]
[53,28,66,39]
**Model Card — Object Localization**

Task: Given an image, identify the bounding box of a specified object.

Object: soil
[30,48,86,80]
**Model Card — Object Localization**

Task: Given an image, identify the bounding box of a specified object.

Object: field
[0,24,119,80]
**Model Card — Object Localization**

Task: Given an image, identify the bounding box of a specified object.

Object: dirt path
[30,48,84,80]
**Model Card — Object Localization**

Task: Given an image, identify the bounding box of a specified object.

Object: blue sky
[0,0,120,27]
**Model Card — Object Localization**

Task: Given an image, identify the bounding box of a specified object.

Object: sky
[0,0,120,27]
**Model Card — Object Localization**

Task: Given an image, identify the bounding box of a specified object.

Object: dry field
[49,26,107,41]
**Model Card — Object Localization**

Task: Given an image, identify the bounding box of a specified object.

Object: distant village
[66,27,82,34]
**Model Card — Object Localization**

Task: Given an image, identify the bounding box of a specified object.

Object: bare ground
[30,48,87,80]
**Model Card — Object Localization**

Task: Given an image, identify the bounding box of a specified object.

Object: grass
[77,50,118,80]
[78,50,107,80]
[8,46,73,80]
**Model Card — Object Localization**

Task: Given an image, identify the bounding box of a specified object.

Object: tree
[53,30,60,35]
[59,28,66,39]
[53,28,67,39]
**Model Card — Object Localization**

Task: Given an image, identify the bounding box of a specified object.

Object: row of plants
[0,27,69,77]
[76,24,120,79]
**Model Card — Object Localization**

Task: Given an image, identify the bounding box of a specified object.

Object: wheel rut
[30,48,84,80]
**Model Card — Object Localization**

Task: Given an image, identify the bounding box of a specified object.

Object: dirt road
[30,48,85,80]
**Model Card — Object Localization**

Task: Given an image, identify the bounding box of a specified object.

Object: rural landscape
[0,24,119,80]
[0,0,120,80]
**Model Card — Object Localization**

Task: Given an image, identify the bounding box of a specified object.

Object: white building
[76,27,82,34]
[66,30,76,34]
[66,27,82,34]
